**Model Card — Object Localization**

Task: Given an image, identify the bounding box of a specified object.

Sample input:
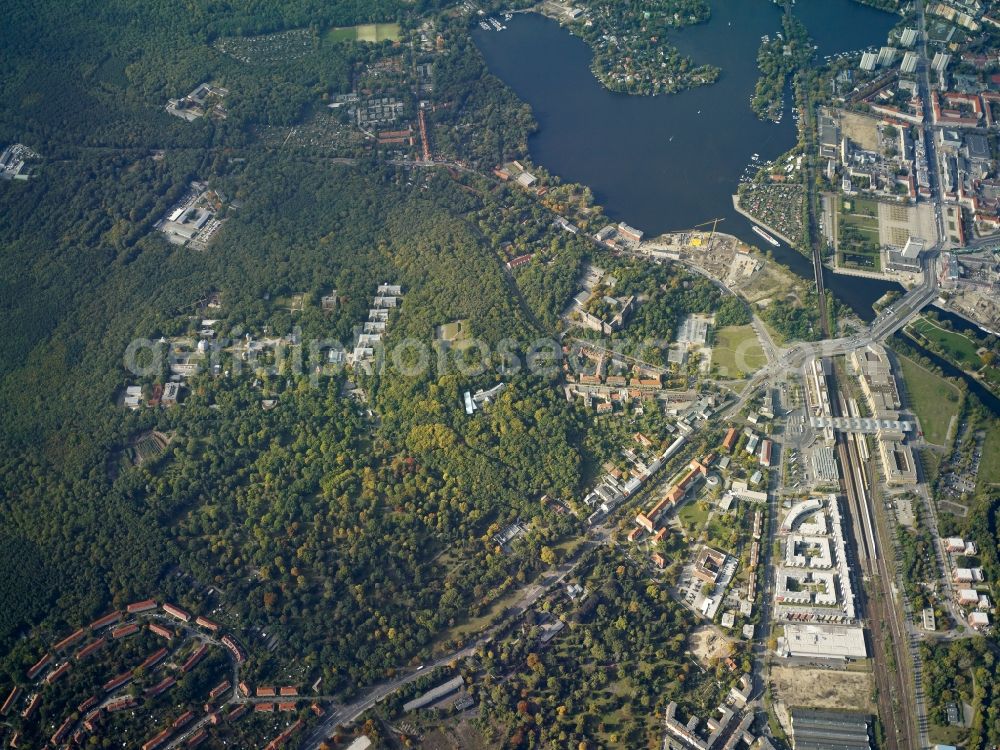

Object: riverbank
[906,314,1000,394]
[732,194,801,249]
[473,5,899,317]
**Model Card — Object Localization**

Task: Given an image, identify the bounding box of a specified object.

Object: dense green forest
[0,0,574,693]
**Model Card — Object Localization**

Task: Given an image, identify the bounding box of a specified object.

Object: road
[300,546,594,748]
[719,259,938,420]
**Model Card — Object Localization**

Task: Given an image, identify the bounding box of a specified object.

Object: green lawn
[844,197,879,217]
[326,22,401,43]
[841,214,879,232]
[909,317,981,370]
[896,353,962,445]
[837,199,881,271]
[711,325,766,378]
[980,421,1000,490]
[677,500,710,532]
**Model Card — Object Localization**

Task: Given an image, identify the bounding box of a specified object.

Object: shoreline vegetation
[536,0,721,96]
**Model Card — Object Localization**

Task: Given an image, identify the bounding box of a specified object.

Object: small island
[540,0,721,95]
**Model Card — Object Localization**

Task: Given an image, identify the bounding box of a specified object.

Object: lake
[473,0,899,317]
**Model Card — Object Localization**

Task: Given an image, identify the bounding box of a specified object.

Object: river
[472,0,899,317]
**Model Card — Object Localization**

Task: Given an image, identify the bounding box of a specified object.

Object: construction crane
[690,217,725,247]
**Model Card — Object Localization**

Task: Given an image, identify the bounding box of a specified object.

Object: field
[327,23,401,43]
[980,421,1000,490]
[909,317,981,370]
[896,354,962,445]
[836,109,881,151]
[769,666,874,712]
[435,319,471,342]
[837,197,881,271]
[711,325,766,378]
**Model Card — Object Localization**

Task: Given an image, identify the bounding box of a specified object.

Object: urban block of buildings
[0,143,40,180]
[165,83,229,121]
[155,181,227,250]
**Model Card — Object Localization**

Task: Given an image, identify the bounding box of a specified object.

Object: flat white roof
[783,623,867,659]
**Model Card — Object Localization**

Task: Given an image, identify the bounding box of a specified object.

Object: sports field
[327,23,401,43]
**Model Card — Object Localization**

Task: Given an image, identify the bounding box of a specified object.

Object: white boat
[753,225,781,247]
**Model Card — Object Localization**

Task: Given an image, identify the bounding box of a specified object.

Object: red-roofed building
[89,611,122,630]
[142,727,172,750]
[279,686,298,696]
[722,427,738,451]
[187,730,208,747]
[195,616,219,633]
[149,623,173,639]
[255,702,275,712]
[627,527,643,542]
[652,553,666,568]
[226,703,249,721]
[105,696,136,712]
[77,695,98,713]
[103,671,132,692]
[26,653,51,680]
[139,647,169,671]
[44,662,71,685]
[76,638,106,661]
[278,701,297,711]
[51,716,74,745]
[84,710,103,729]
[112,623,139,639]
[182,644,208,672]
[209,680,231,701]
[1,686,22,715]
[145,677,176,698]
[127,599,157,614]
[222,635,246,664]
[162,603,191,622]
[53,628,86,653]
[256,686,276,697]
[172,710,195,729]
[21,693,40,719]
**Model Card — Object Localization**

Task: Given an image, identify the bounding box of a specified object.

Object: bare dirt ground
[689,625,734,666]
[836,109,881,151]
[419,716,492,750]
[769,665,874,712]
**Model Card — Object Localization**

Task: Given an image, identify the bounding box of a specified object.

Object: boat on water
[753,225,781,247]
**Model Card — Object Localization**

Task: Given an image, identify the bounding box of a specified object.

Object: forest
[921,639,1000,750]
[466,546,745,748]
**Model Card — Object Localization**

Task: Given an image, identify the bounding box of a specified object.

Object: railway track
[829,364,918,750]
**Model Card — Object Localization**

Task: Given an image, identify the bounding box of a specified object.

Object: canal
[473,0,899,317]
[894,332,1000,416]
